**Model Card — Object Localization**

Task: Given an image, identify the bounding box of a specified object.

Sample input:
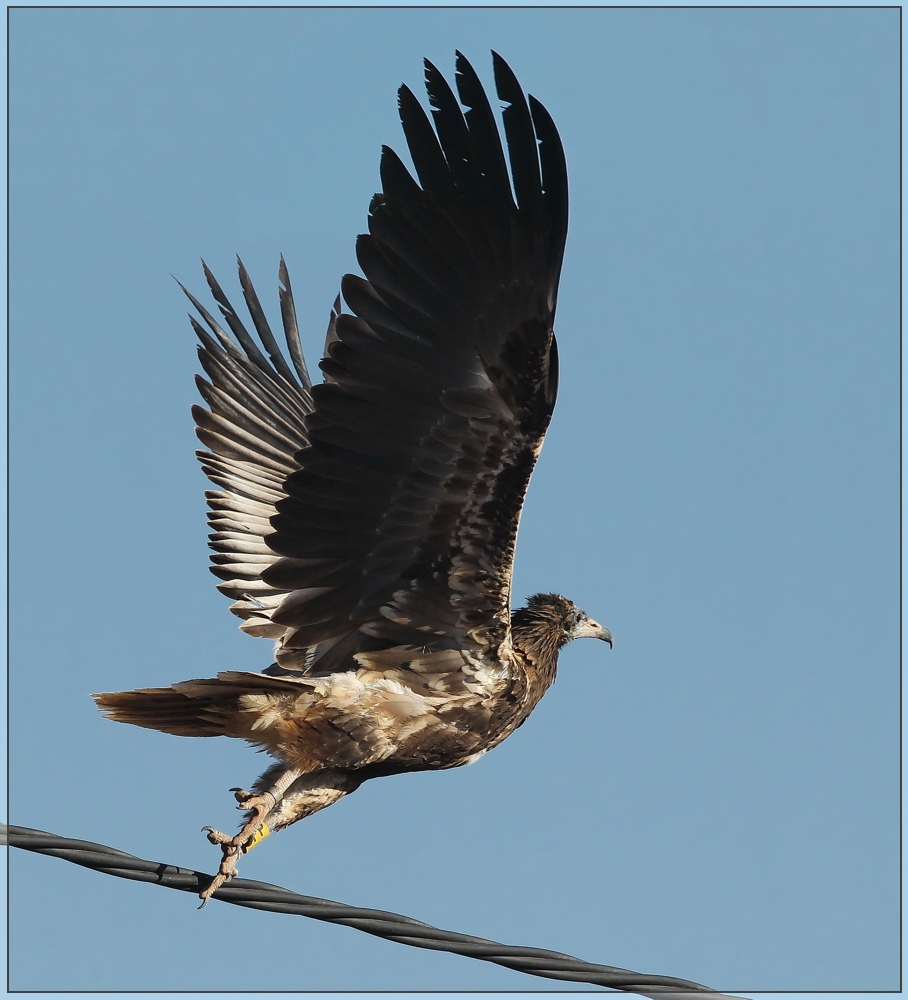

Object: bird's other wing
[265,51,568,680]
[186,256,323,639]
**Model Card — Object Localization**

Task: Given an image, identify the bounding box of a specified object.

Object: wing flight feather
[189,262,315,639]
[188,52,568,678]
[265,52,567,672]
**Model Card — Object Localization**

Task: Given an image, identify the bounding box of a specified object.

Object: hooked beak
[573,619,614,647]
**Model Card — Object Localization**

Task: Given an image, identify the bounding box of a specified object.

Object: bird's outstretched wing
[185,257,318,640]
[192,51,568,680]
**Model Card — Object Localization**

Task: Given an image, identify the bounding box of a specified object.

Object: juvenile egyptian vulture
[95,51,612,905]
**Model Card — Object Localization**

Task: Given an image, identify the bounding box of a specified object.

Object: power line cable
[5,824,739,997]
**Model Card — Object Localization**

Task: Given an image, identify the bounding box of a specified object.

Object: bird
[94,51,613,906]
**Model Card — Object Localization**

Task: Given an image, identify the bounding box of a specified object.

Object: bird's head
[514,593,613,650]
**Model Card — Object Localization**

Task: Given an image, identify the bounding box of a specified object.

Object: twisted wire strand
[5,824,736,997]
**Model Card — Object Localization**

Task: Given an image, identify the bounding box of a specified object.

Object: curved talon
[202,826,235,847]
[233,790,277,815]
[198,870,232,907]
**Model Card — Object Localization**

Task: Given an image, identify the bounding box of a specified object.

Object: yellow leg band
[242,823,270,853]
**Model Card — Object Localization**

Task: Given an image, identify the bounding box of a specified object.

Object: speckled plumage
[94,53,612,904]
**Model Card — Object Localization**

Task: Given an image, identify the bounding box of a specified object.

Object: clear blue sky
[9,6,898,995]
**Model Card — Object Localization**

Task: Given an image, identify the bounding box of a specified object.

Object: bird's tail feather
[93,685,228,737]
[93,671,309,738]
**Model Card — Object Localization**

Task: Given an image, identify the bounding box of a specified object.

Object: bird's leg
[199,765,304,906]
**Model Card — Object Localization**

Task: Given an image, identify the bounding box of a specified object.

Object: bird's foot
[201,824,234,846]
[230,788,276,848]
[231,786,276,823]
[197,835,243,907]
[198,791,277,905]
